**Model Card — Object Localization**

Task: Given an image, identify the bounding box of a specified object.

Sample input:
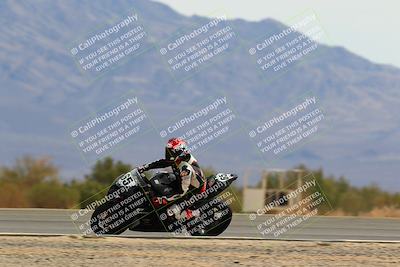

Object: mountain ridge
[1,0,399,191]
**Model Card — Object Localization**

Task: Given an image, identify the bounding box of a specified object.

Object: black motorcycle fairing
[91,168,238,236]
[149,172,180,198]
[108,169,150,195]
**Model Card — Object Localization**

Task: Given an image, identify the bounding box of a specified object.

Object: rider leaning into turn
[138,137,206,207]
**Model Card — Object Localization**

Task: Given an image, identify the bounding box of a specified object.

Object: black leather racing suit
[142,154,205,201]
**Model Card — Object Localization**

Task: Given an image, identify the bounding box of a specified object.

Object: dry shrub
[360,206,400,218]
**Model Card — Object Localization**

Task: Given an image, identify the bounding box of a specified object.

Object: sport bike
[90,168,237,236]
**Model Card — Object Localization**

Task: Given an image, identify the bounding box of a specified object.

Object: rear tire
[203,206,232,236]
[191,200,233,236]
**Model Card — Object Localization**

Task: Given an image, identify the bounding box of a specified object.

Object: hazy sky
[154,0,400,68]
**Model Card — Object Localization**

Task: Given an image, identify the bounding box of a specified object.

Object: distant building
[242,169,304,213]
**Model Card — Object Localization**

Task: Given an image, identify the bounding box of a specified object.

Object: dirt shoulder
[0,236,399,266]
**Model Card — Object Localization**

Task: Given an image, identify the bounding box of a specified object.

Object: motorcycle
[90,168,237,236]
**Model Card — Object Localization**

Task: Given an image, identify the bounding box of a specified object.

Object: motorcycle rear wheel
[191,201,233,236]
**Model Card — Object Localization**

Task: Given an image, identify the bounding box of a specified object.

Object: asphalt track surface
[0,209,399,242]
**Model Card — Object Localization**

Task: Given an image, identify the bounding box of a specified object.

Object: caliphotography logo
[1,1,399,266]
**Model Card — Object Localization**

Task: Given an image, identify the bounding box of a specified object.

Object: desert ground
[0,236,399,266]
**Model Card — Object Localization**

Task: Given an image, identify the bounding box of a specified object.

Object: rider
[138,137,206,208]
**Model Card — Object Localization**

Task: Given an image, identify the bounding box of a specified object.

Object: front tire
[90,201,135,235]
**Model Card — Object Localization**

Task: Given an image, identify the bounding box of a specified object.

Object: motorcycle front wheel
[90,201,139,235]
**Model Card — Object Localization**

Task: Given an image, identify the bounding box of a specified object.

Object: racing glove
[137,164,149,173]
[151,196,168,208]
